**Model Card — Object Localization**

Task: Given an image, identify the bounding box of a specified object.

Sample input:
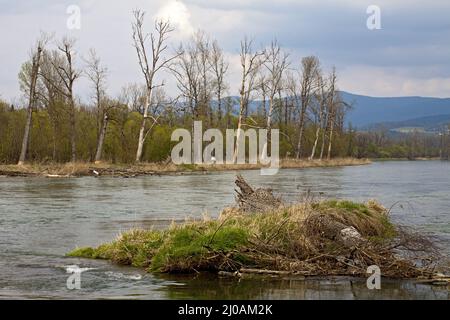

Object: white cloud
[1,0,450,102]
[339,65,450,98]
[155,0,194,38]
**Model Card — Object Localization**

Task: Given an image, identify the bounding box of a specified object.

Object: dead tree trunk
[296,103,307,159]
[327,112,335,160]
[94,113,108,163]
[18,45,43,165]
[210,40,228,126]
[326,69,337,160]
[85,48,109,163]
[136,92,150,162]
[69,99,77,162]
[319,114,327,160]
[310,119,322,160]
[310,76,326,160]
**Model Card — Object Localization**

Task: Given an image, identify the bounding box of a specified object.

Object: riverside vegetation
[68,176,449,282]
[0,158,369,177]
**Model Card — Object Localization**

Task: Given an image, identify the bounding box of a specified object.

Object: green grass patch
[150,223,249,272]
[317,200,371,216]
[67,222,250,272]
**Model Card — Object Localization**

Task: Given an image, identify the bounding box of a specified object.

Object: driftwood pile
[234,174,364,248]
[235,174,283,213]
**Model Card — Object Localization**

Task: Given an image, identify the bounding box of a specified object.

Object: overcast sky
[1,0,450,104]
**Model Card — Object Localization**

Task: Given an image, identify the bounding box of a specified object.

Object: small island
[68,175,448,283]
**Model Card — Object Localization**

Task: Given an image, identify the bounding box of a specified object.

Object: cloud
[339,65,450,98]
[0,0,450,102]
[155,0,194,38]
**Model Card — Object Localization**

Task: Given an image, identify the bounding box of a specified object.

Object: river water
[0,161,449,299]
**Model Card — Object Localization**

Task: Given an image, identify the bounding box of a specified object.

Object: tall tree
[209,40,228,125]
[132,10,179,162]
[326,68,338,160]
[18,35,48,165]
[37,50,67,161]
[40,37,81,162]
[309,73,327,160]
[85,49,109,163]
[296,56,320,158]
[234,38,263,162]
[194,32,213,124]
[172,32,223,127]
[172,42,201,122]
[261,40,289,155]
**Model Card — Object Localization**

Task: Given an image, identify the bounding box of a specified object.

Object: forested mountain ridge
[340,92,450,128]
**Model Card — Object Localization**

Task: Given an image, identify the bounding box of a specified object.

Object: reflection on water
[157,274,449,300]
[0,161,449,299]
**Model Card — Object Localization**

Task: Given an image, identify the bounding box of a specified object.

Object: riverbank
[373,157,442,162]
[0,158,370,177]
[68,175,448,282]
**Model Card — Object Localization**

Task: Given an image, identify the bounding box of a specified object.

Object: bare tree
[296,56,320,159]
[261,40,289,155]
[256,74,268,119]
[209,39,228,125]
[172,32,223,127]
[85,49,109,163]
[234,38,264,162]
[37,49,66,160]
[18,35,49,165]
[309,73,327,160]
[194,32,213,123]
[39,37,81,162]
[286,71,300,120]
[132,10,179,162]
[58,38,80,163]
[326,68,338,160]
[171,42,201,121]
[119,83,147,114]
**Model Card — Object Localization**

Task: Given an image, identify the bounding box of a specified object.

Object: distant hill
[367,114,450,133]
[342,92,450,129]
[224,91,450,131]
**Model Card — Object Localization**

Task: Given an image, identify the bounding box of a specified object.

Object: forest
[0,10,447,165]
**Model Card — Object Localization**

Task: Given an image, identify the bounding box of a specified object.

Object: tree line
[0,10,445,165]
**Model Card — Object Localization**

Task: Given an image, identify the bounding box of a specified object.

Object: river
[0,161,449,299]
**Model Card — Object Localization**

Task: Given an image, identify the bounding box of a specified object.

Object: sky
[1,0,450,105]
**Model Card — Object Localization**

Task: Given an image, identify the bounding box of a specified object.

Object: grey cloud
[0,0,449,102]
